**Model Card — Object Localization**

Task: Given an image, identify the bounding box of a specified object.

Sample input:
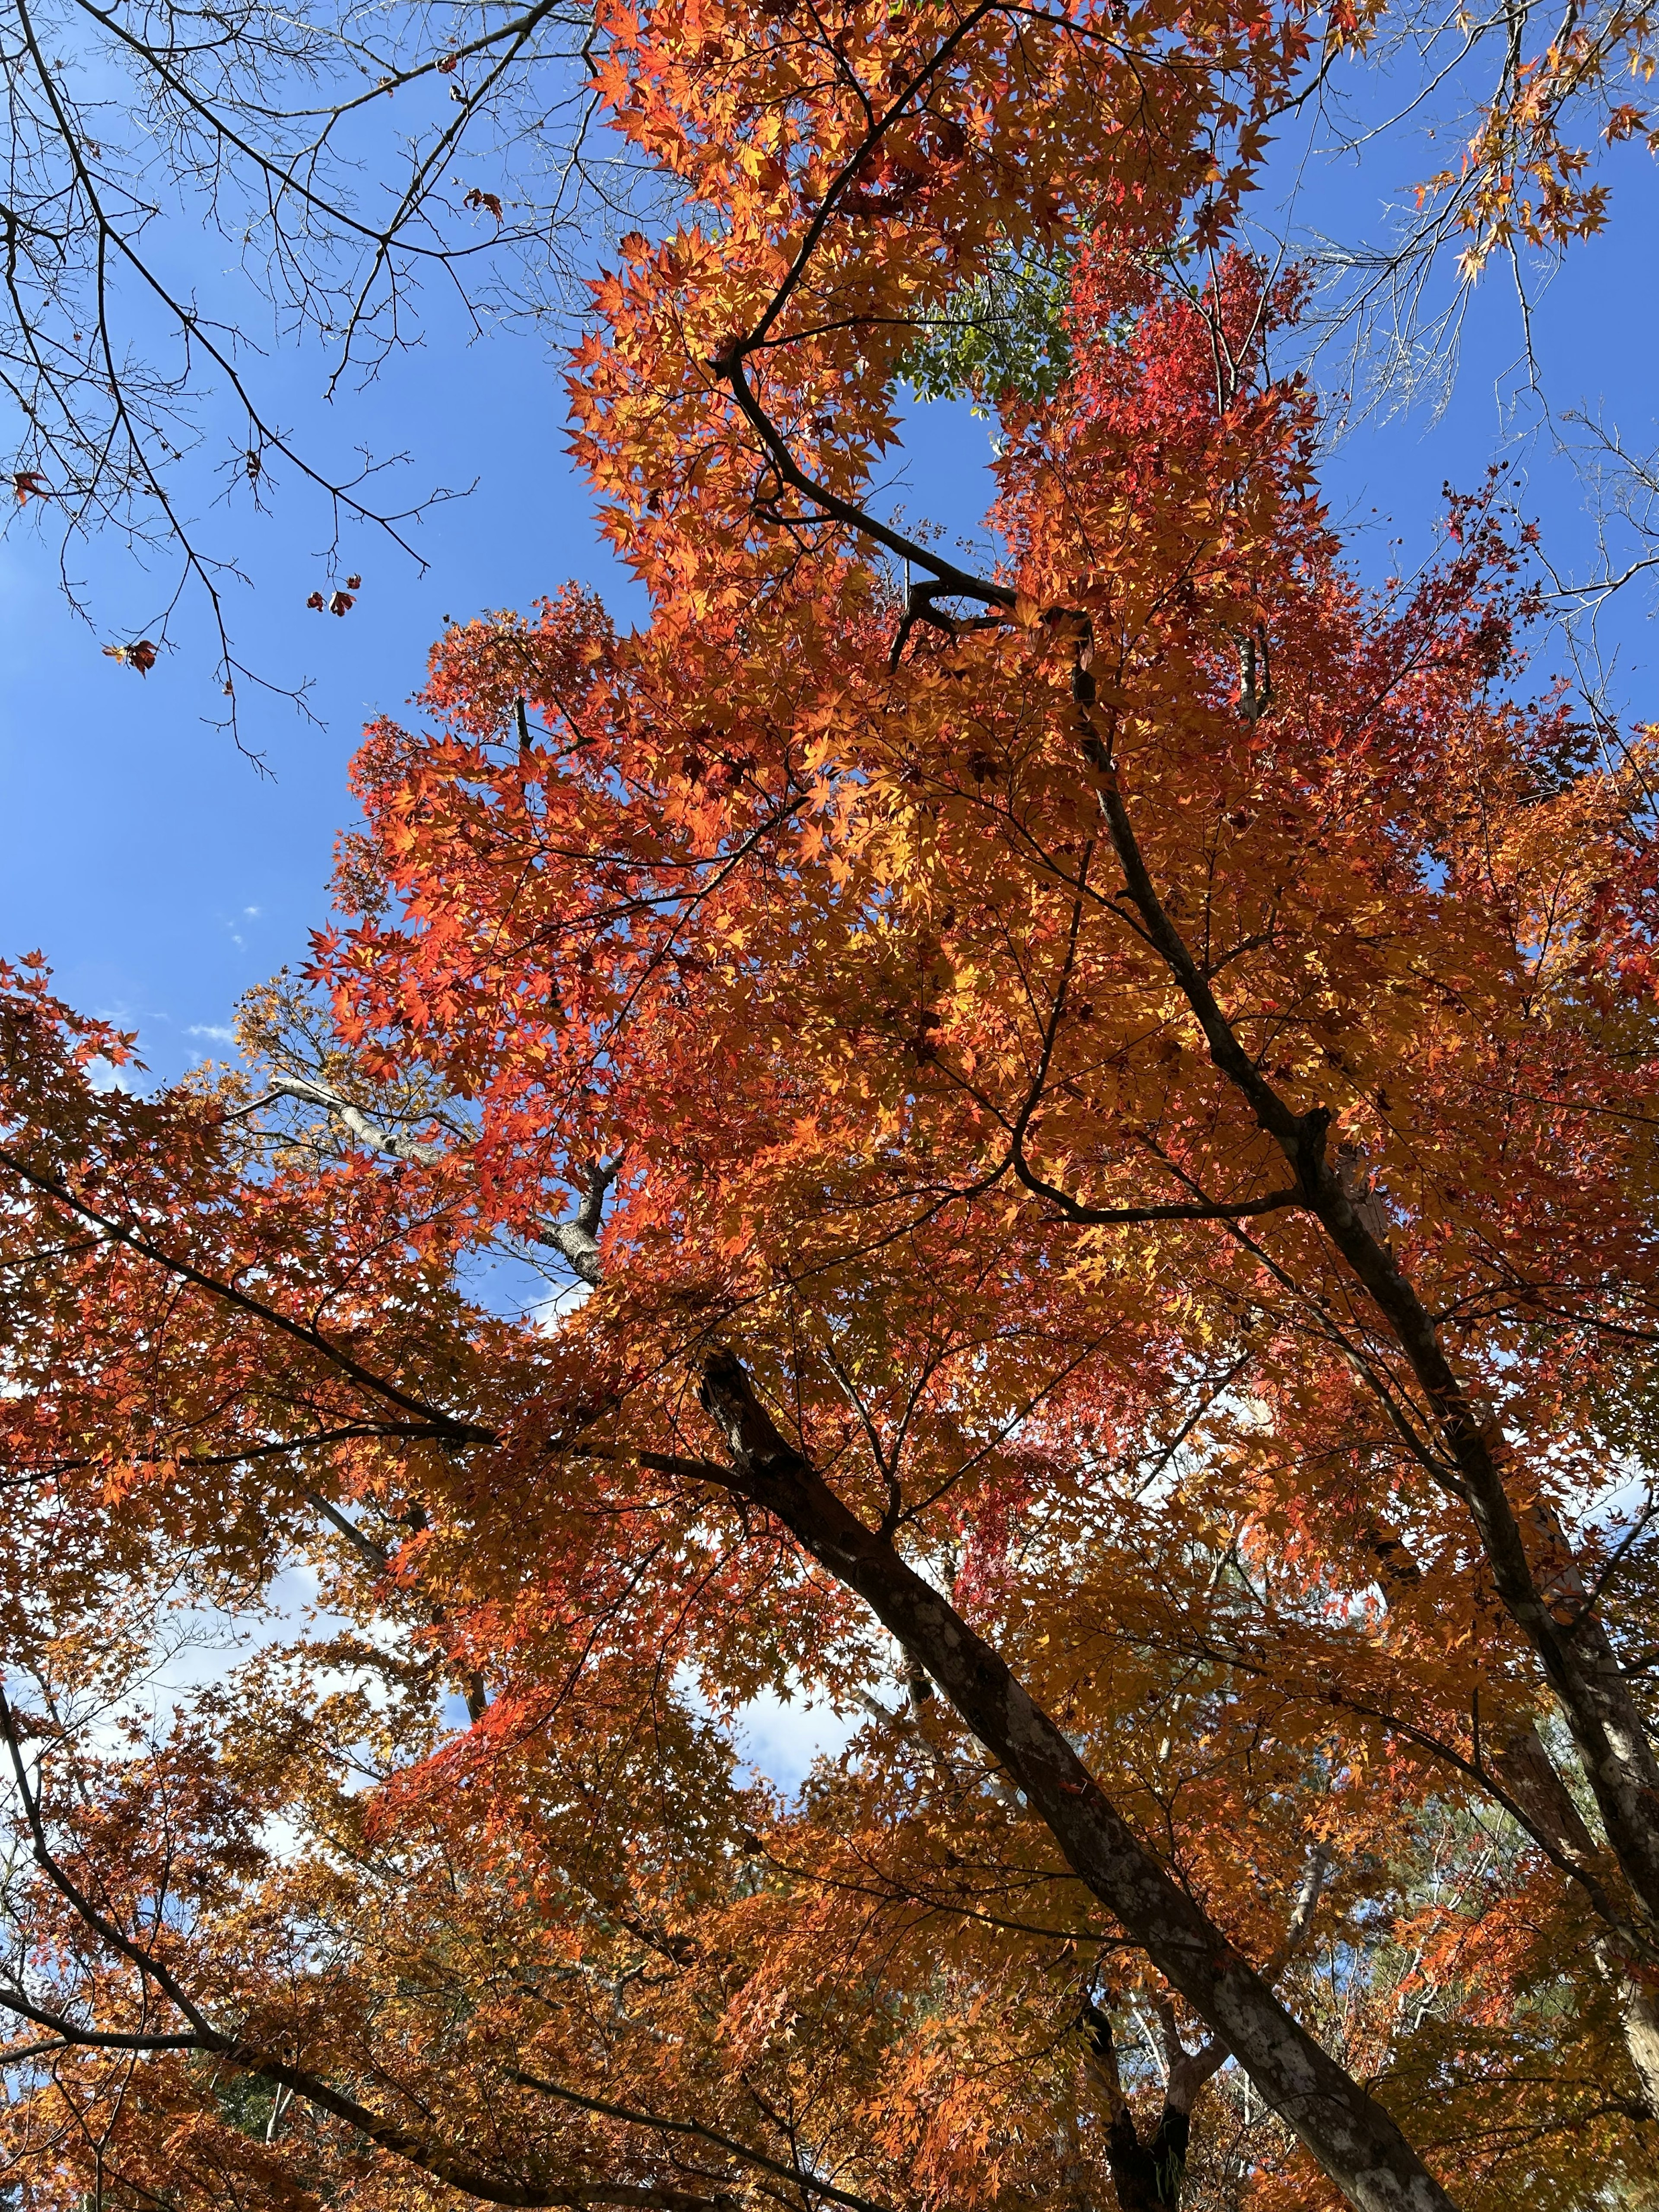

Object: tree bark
[1103,2107,1190,2212]
[1080,1999,1201,2211]
[696,1351,1459,2212]
[1077,715,1659,1941]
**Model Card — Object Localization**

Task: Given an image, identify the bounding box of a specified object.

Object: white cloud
[735,1687,859,1796]
[677,1664,861,1799]
[188,1023,237,1043]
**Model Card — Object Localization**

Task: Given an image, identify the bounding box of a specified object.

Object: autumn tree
[10,0,1659,714]
[3,4,1659,2212]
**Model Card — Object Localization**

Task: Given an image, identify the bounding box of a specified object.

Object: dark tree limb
[690,1348,1459,2212]
[1065,644,1659,1941]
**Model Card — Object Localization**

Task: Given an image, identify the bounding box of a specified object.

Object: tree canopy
[3,5,1659,2209]
[7,0,1659,714]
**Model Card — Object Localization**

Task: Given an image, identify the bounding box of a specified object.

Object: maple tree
[7,0,1659,712]
[4,4,1659,2211]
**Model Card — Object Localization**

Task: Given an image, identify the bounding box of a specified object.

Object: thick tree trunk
[697,1351,1459,2212]
[1619,1976,1659,2116]
[1103,2107,1190,2212]
[1596,1943,1659,2116]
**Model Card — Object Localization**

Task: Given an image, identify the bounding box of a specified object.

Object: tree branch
[688,1347,1457,2212]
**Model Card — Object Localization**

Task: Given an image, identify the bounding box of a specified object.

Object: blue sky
[3,69,1658,1089]
[0,285,643,1076]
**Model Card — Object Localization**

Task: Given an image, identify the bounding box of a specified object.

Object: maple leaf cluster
[2,6,1659,2212]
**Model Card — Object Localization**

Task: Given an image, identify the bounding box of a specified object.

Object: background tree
[0,0,646,718]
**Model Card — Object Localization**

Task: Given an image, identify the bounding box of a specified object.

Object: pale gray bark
[530,1156,625,1288]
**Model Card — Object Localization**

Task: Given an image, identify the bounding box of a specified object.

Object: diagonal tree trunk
[694,1351,1459,2212]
